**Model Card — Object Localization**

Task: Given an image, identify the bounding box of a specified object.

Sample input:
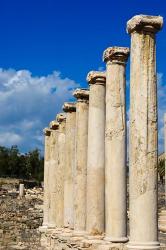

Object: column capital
[63,102,76,112]
[86,71,106,85]
[49,120,59,130]
[73,88,89,102]
[127,15,163,34]
[43,127,51,136]
[103,47,129,64]
[56,113,66,123]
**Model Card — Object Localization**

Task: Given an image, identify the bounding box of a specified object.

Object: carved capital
[43,128,51,136]
[56,113,66,123]
[49,120,59,130]
[63,102,76,112]
[103,47,129,64]
[127,15,163,34]
[73,88,89,102]
[86,71,106,85]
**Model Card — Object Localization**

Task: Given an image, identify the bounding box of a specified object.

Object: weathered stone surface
[127,14,162,250]
[103,47,129,63]
[86,71,105,236]
[73,88,89,233]
[73,88,89,101]
[48,123,59,228]
[86,71,106,84]
[127,15,163,34]
[103,46,129,242]
[56,113,66,228]
[41,128,51,229]
[19,184,24,197]
[63,102,76,229]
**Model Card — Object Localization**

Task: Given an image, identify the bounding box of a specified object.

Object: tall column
[42,128,51,229]
[63,102,76,229]
[164,114,166,204]
[86,71,106,237]
[127,15,163,250]
[48,121,59,228]
[73,88,89,235]
[55,113,66,228]
[103,47,129,242]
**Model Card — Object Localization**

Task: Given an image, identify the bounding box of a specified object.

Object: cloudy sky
[0,0,165,153]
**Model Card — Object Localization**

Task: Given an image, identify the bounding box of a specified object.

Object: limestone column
[48,121,59,228]
[55,113,66,228]
[73,88,89,235]
[127,15,163,250]
[164,114,166,204]
[103,47,129,242]
[19,184,24,197]
[86,71,106,237]
[42,128,51,229]
[63,102,76,229]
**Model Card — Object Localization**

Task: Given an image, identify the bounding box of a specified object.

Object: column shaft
[103,47,129,242]
[42,128,51,228]
[86,72,105,236]
[48,122,59,228]
[127,15,163,250]
[73,89,89,233]
[63,103,76,229]
[56,114,66,228]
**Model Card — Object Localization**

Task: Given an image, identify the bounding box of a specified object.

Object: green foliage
[0,145,44,182]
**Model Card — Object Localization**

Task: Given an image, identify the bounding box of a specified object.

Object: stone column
[55,113,66,228]
[164,114,166,204]
[103,47,129,242]
[48,121,59,228]
[19,184,24,197]
[86,71,106,237]
[127,15,163,250]
[63,102,76,229]
[42,128,51,229]
[73,88,89,235]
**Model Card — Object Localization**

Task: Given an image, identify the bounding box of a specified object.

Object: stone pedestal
[103,47,129,242]
[127,15,163,250]
[42,128,51,229]
[19,184,24,197]
[86,71,106,236]
[55,113,66,228]
[73,88,89,234]
[48,121,59,228]
[63,102,76,229]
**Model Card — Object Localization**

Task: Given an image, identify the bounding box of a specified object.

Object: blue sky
[0,0,165,153]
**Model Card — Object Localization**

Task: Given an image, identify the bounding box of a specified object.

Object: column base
[73,230,87,237]
[47,224,57,229]
[127,241,160,250]
[85,234,104,240]
[39,225,48,232]
[104,236,129,243]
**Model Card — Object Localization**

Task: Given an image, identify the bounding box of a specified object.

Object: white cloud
[0,68,79,153]
[0,132,22,146]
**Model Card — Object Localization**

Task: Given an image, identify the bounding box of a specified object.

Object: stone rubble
[0,186,45,250]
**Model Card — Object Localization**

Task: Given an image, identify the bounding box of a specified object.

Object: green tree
[0,145,44,182]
